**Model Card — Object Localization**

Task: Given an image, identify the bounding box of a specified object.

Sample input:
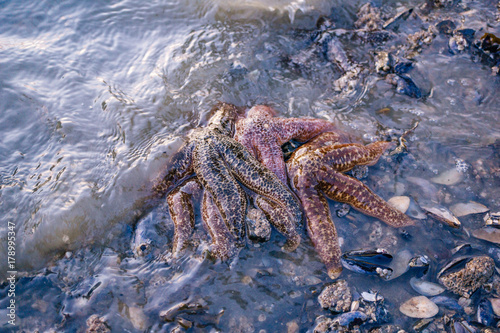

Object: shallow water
[0,0,499,331]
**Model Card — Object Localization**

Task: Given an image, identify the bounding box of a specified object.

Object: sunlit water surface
[0,0,499,331]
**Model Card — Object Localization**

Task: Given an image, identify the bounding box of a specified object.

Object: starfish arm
[277,118,335,143]
[255,195,301,252]
[193,141,247,242]
[201,190,237,261]
[166,177,202,256]
[254,144,288,184]
[295,185,342,279]
[153,141,195,196]
[319,168,415,227]
[215,137,303,225]
[320,141,394,173]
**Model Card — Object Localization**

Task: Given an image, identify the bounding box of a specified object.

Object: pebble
[430,168,463,185]
[86,315,111,333]
[399,296,439,318]
[388,196,410,213]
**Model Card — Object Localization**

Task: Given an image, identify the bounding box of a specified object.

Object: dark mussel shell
[341,249,393,279]
[477,298,494,327]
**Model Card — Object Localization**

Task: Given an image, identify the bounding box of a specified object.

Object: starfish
[234,105,335,184]
[286,131,415,279]
[154,103,303,259]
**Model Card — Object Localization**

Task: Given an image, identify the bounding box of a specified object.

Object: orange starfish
[287,132,415,279]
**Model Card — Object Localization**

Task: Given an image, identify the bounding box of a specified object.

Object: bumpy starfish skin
[155,103,303,259]
[287,132,415,279]
[166,177,202,256]
[235,105,334,184]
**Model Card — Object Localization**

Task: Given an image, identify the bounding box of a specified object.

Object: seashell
[477,299,494,326]
[361,291,384,302]
[472,226,500,244]
[489,298,500,317]
[430,296,463,312]
[410,277,445,296]
[421,205,461,228]
[412,318,432,331]
[333,311,368,327]
[430,168,463,185]
[399,296,439,318]
[341,249,393,279]
[388,196,410,213]
[450,201,489,217]
[451,243,472,256]
[484,212,500,228]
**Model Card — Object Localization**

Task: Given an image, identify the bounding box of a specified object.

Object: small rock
[287,320,299,333]
[388,196,410,213]
[86,315,111,333]
[450,201,489,217]
[318,280,352,313]
[399,296,439,318]
[438,256,495,298]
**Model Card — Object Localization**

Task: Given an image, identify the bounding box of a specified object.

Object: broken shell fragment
[450,201,489,217]
[399,296,439,318]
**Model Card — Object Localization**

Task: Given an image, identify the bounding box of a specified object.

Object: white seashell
[361,291,383,302]
[430,168,464,185]
[450,201,489,217]
[410,277,445,296]
[388,196,410,213]
[399,296,439,318]
[421,205,461,228]
[472,227,500,244]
